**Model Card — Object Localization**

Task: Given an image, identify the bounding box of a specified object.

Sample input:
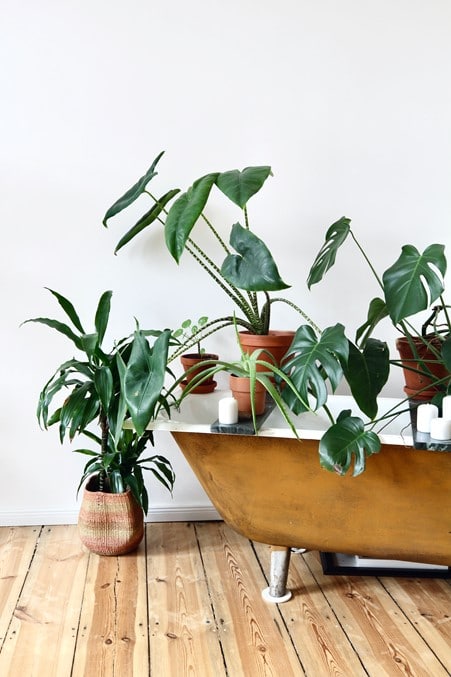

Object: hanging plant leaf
[307,216,351,288]
[281,323,349,414]
[319,413,381,476]
[343,339,389,419]
[383,244,446,324]
[165,173,219,262]
[215,166,272,208]
[221,223,290,291]
[102,151,165,226]
[114,188,180,254]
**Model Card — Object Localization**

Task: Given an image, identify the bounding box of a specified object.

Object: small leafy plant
[172,316,209,357]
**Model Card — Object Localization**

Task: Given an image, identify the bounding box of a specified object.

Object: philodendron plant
[24,289,175,513]
[103,152,316,354]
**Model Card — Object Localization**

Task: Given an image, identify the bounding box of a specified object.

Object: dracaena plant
[23,289,175,513]
[102,152,316,355]
[307,216,451,397]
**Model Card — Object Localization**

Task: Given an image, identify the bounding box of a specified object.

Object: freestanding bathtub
[149,391,451,601]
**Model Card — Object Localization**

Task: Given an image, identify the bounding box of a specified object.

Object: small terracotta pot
[78,477,144,556]
[395,336,449,401]
[238,331,295,371]
[229,374,266,417]
[180,353,218,394]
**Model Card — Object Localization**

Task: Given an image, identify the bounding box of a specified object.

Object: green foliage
[24,289,175,511]
[172,317,209,355]
[319,412,381,477]
[103,152,310,335]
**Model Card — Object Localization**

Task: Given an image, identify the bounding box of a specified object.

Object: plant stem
[349,229,384,290]
[185,240,261,328]
[270,298,321,334]
[99,411,109,492]
[201,213,231,254]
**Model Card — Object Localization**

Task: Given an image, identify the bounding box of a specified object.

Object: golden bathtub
[149,391,451,601]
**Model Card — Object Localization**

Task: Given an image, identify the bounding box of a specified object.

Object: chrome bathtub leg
[261,546,292,603]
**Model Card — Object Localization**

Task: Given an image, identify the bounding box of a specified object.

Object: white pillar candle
[416,403,439,433]
[218,397,239,424]
[442,395,451,420]
[429,417,451,440]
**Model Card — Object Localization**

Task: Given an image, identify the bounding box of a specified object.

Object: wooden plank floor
[0,523,449,676]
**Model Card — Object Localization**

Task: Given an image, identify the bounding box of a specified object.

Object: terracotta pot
[229,374,266,417]
[395,336,449,401]
[180,353,218,394]
[238,331,295,370]
[78,476,144,556]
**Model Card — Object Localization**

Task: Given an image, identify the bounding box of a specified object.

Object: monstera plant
[307,217,451,400]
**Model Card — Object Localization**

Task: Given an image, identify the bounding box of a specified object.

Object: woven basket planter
[78,476,144,556]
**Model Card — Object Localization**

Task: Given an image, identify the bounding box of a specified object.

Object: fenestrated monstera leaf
[215,166,272,208]
[221,223,290,291]
[319,411,381,477]
[281,323,349,414]
[307,216,351,289]
[103,151,165,226]
[383,244,446,324]
[343,338,390,420]
[355,297,389,347]
[165,173,219,262]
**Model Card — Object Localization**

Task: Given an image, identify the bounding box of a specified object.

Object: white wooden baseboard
[0,505,222,527]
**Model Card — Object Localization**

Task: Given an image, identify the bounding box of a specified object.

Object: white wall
[1,1,450,525]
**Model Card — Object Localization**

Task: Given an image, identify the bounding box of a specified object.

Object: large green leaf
[281,324,349,414]
[114,189,180,254]
[45,288,85,333]
[165,173,219,262]
[215,166,272,208]
[307,217,351,288]
[382,244,446,323]
[319,413,381,476]
[94,291,112,347]
[124,329,171,435]
[102,151,165,226]
[355,297,388,347]
[221,223,290,291]
[343,339,389,419]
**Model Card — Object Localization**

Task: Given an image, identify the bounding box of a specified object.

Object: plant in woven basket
[24,289,175,514]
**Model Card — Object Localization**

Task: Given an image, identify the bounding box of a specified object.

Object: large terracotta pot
[395,336,449,401]
[78,476,144,556]
[229,374,266,417]
[180,353,218,394]
[238,331,295,370]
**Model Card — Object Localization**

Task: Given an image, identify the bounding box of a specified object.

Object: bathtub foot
[262,546,292,603]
